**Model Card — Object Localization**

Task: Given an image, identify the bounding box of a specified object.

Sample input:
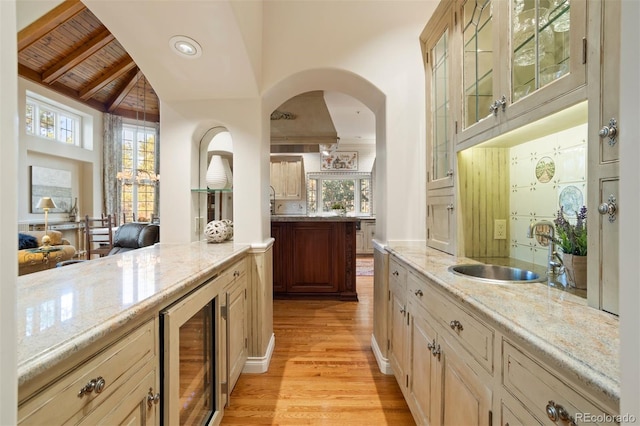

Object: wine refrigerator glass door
[161,282,220,425]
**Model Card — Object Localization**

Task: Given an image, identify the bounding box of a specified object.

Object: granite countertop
[16,241,250,386]
[386,243,620,405]
[270,215,360,222]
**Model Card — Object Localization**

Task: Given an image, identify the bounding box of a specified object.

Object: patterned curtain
[154,124,160,221]
[103,114,122,222]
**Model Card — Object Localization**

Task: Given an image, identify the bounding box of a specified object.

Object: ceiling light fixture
[169,35,202,59]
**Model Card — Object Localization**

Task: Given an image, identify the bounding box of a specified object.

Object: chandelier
[117,169,159,185]
[117,73,159,186]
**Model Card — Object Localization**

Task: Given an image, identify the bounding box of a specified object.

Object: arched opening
[196,127,234,231]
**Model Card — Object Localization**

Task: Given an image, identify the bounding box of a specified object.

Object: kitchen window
[307,172,372,215]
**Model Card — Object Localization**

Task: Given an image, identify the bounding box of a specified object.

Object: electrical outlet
[494,219,507,240]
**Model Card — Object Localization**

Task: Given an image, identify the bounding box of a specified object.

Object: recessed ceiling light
[169,35,202,59]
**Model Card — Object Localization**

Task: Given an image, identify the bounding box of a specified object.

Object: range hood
[270,91,339,153]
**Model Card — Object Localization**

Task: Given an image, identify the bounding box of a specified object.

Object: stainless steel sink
[448,264,546,283]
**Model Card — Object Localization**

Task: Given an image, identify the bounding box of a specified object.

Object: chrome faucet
[270,186,276,215]
[527,220,564,276]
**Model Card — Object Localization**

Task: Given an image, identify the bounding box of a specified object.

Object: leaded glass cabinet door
[507,0,587,119]
[425,10,455,191]
[462,0,498,134]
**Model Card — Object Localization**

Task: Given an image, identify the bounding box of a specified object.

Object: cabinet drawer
[19,319,156,425]
[503,340,617,425]
[226,257,247,279]
[408,271,493,373]
[389,257,407,297]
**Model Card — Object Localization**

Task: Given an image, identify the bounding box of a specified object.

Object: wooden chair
[84,214,114,259]
[122,212,136,224]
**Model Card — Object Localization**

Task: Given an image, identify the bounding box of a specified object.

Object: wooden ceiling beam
[18,0,85,51]
[79,59,136,101]
[107,69,141,113]
[43,29,115,84]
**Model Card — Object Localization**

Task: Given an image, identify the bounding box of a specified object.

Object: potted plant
[554,205,587,289]
[331,202,346,216]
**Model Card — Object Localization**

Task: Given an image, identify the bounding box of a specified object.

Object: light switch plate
[494,219,507,240]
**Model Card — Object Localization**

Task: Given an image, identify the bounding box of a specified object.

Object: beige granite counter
[16,240,250,386]
[386,244,619,405]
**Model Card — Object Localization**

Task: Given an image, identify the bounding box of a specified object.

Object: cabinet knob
[449,320,464,332]
[414,289,423,297]
[400,306,406,315]
[546,401,559,422]
[427,339,435,351]
[77,376,106,397]
[599,117,618,146]
[147,388,161,407]
[598,194,618,222]
[392,270,399,277]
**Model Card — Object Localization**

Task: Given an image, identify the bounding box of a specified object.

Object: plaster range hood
[270,91,339,154]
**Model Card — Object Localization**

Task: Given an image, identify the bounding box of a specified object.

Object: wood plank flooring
[221,273,415,425]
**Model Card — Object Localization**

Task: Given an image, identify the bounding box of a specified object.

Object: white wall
[261,1,436,244]
[0,1,18,423]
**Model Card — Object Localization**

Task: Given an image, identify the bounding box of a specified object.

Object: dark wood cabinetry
[271,218,357,300]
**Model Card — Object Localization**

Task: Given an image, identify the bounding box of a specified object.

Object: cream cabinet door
[270,157,303,200]
[427,193,455,255]
[388,258,408,389]
[436,333,492,426]
[587,0,620,315]
[407,302,439,426]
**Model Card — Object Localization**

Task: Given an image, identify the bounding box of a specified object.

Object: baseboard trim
[242,333,275,374]
[371,334,392,375]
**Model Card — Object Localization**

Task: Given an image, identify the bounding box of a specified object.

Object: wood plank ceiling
[17,0,159,123]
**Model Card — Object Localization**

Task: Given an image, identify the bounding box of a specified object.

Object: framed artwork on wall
[30,166,72,213]
[321,151,358,171]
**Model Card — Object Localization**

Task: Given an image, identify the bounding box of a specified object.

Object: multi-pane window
[121,123,158,222]
[307,173,372,215]
[25,96,81,146]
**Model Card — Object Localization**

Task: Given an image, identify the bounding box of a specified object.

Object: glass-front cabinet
[458,0,587,145]
[422,1,457,254]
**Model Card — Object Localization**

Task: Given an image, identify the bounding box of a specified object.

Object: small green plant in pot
[331,201,346,216]
[554,205,587,289]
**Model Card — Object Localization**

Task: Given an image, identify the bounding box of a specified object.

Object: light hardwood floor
[221,274,415,425]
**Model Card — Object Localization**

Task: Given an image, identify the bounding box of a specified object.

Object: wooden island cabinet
[271,216,357,301]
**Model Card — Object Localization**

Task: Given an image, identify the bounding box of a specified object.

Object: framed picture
[31,166,73,213]
[321,151,358,171]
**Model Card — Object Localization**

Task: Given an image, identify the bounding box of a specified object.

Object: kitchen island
[271,215,358,300]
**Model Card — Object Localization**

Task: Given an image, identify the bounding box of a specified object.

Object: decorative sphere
[204,220,228,243]
[221,219,233,240]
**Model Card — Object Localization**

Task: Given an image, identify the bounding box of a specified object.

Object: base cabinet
[271,220,357,300]
[220,258,248,405]
[402,270,492,426]
[18,318,159,425]
[387,254,618,426]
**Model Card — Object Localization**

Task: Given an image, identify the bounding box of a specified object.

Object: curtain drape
[103,114,122,222]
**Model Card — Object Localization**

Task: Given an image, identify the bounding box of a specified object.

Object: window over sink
[307,172,372,216]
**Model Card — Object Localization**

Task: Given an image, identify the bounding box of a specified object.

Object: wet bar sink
[448,264,546,284]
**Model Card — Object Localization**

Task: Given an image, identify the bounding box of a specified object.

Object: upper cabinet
[270,156,304,200]
[457,0,587,146]
[423,2,456,192]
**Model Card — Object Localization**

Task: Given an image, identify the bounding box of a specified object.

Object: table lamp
[36,197,57,247]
